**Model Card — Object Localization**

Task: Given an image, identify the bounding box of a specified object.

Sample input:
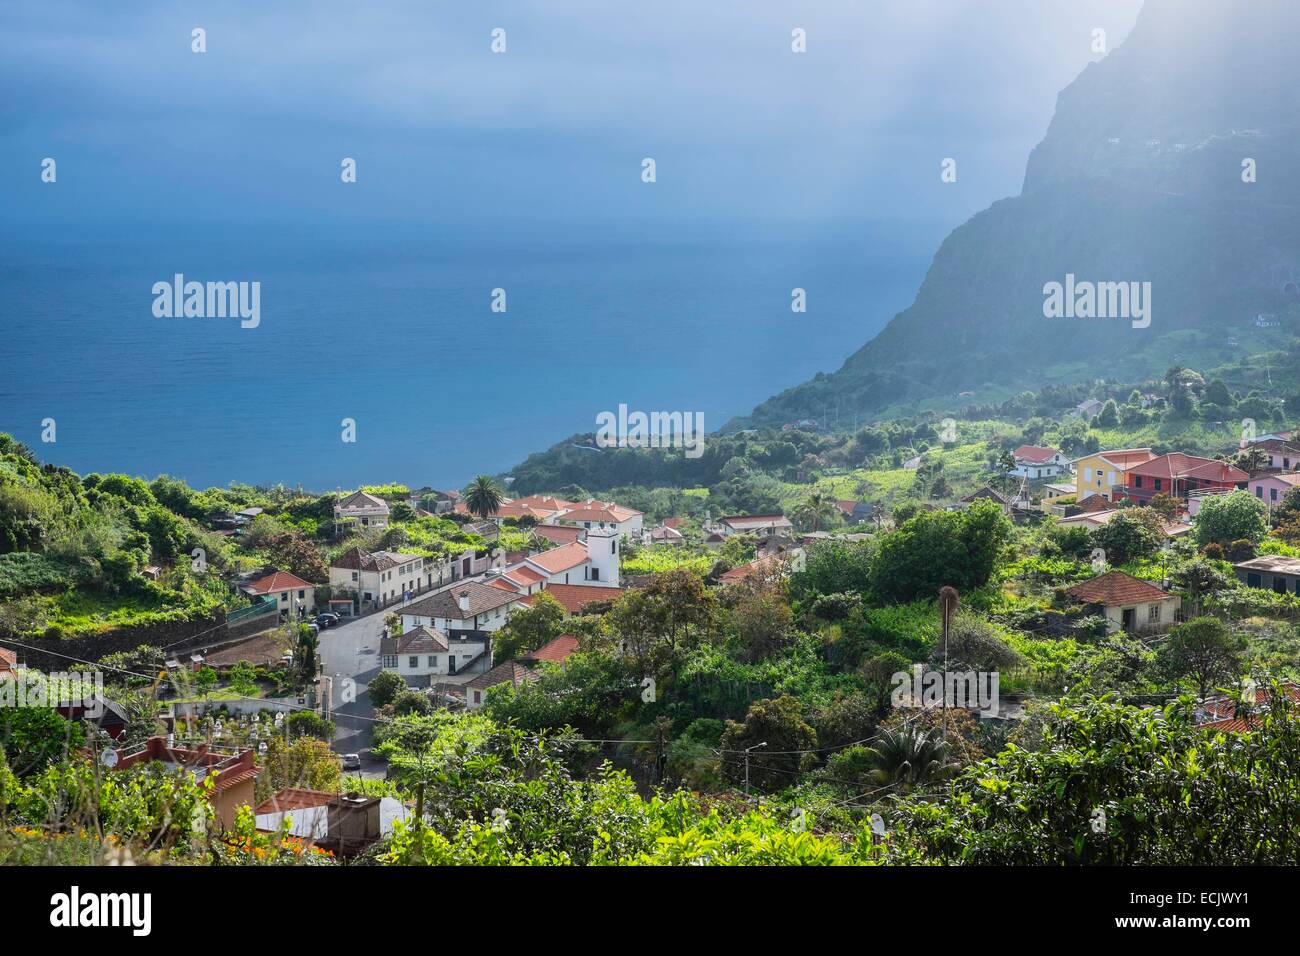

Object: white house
[334,490,390,530]
[714,514,794,537]
[1006,445,1071,480]
[242,570,319,621]
[378,625,488,682]
[399,581,525,640]
[464,661,539,710]
[329,548,437,612]
[552,500,644,538]
[517,529,621,587]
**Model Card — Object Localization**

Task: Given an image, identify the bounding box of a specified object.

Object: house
[1007,445,1070,480]
[1063,570,1180,634]
[1074,399,1105,419]
[1071,448,1156,502]
[1039,482,1077,513]
[520,634,581,666]
[113,736,259,829]
[464,661,539,710]
[715,514,794,537]
[400,581,526,639]
[1195,682,1300,731]
[334,490,390,530]
[329,548,436,612]
[1114,453,1247,506]
[521,583,625,615]
[719,549,806,585]
[255,788,410,856]
[455,498,566,524]
[0,646,16,681]
[242,570,319,621]
[518,530,621,587]
[1248,472,1300,510]
[1234,555,1300,595]
[488,563,548,595]
[379,624,487,682]
[54,694,129,740]
[1242,437,1300,471]
[1056,508,1188,540]
[645,523,685,546]
[955,487,1012,514]
[553,500,644,538]
[533,523,585,547]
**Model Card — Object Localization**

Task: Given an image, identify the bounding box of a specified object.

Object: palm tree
[864,723,957,794]
[794,490,838,532]
[464,475,505,522]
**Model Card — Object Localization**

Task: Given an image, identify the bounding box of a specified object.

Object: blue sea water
[0,224,938,491]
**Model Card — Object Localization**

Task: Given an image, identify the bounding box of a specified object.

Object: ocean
[0,223,939,491]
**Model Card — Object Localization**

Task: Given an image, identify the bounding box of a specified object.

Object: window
[351,572,358,581]
[381,655,398,668]
[1257,486,1264,497]
[1148,604,1161,623]
[409,656,419,668]
[473,690,482,704]
[591,567,600,581]
[427,656,437,667]
[1272,488,1279,501]
[1153,478,1162,491]
[611,540,617,554]
[1134,476,1143,488]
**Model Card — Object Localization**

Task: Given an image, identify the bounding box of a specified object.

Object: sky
[0,0,1144,237]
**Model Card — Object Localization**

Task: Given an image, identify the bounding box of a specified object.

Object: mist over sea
[0,223,938,491]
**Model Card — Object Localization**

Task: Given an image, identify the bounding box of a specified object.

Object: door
[1121,608,1136,631]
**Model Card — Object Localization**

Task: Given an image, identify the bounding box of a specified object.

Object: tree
[1090,509,1163,565]
[1147,493,1185,521]
[863,722,957,795]
[929,613,1022,673]
[718,695,817,793]
[1095,400,1120,428]
[608,569,718,676]
[464,476,505,522]
[869,500,1012,604]
[293,623,319,681]
[1170,558,1231,617]
[0,707,84,777]
[256,736,342,801]
[1194,490,1268,547]
[1157,617,1247,700]
[367,669,406,709]
[791,491,837,532]
[493,592,566,663]
[890,694,1300,864]
[285,710,335,741]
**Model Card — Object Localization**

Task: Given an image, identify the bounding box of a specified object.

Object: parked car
[315,613,340,628]
[341,753,361,771]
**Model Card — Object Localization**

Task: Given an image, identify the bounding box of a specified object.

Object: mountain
[739,0,1300,428]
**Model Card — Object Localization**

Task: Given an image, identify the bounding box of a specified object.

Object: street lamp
[743,741,767,794]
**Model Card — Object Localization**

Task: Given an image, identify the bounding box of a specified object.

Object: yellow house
[1071,448,1155,502]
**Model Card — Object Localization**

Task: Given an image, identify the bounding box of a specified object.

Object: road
[319,578,482,776]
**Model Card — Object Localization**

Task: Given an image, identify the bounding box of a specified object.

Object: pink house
[1249,472,1300,510]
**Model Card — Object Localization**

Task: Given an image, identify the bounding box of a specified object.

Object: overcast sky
[0,0,1144,235]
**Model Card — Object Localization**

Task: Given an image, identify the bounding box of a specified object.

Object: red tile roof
[1197,682,1300,732]
[466,660,539,691]
[255,788,336,815]
[1064,570,1173,607]
[1093,448,1157,470]
[525,541,590,574]
[245,570,318,594]
[1012,445,1059,463]
[522,634,580,664]
[1124,453,1248,484]
[523,583,624,614]
[533,524,585,546]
